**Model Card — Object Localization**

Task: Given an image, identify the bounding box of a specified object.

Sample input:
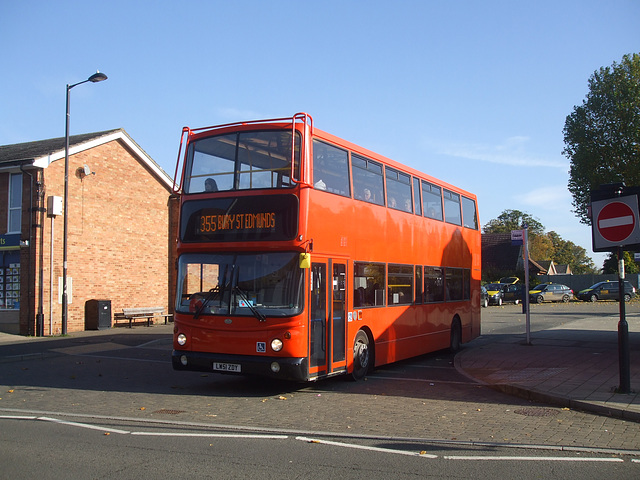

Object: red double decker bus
[171,113,480,381]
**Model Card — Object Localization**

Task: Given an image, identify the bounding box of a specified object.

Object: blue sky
[1,0,638,268]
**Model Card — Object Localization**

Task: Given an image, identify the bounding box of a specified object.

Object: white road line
[2,415,287,439]
[296,436,438,458]
[38,416,131,434]
[132,432,288,439]
[443,455,623,462]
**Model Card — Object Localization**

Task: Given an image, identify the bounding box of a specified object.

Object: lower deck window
[424,266,445,303]
[353,262,385,307]
[388,264,413,304]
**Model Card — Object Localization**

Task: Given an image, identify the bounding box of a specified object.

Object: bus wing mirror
[299,253,311,269]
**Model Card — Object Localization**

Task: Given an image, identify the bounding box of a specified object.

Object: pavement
[1,312,639,426]
[454,314,640,424]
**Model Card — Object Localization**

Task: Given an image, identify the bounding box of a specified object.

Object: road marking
[1,415,287,439]
[132,432,288,439]
[38,416,131,434]
[443,455,623,462]
[2,412,638,461]
[296,436,438,458]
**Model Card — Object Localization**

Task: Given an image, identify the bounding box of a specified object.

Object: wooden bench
[113,307,173,328]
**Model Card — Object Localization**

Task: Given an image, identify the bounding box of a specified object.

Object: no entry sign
[591,195,640,251]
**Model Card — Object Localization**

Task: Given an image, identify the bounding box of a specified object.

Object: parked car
[480,286,489,308]
[499,276,519,285]
[502,283,524,304]
[576,280,636,302]
[529,283,573,303]
[484,283,505,305]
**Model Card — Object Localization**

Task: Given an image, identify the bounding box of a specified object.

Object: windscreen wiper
[234,286,266,322]
[193,286,220,319]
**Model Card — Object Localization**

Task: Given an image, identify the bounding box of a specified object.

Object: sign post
[512,227,530,344]
[590,188,640,394]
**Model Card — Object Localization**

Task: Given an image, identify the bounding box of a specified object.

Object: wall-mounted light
[77,164,96,178]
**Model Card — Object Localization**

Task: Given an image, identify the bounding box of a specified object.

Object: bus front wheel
[351,330,372,381]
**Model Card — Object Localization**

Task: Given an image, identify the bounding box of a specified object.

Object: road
[1,301,639,478]
[1,416,636,480]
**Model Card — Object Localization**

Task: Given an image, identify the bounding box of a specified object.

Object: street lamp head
[88,71,108,83]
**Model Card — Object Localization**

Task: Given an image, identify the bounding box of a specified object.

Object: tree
[546,231,597,274]
[564,53,640,225]
[482,209,545,236]
[602,251,640,274]
[483,210,598,274]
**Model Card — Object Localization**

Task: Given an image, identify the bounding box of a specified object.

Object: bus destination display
[181,194,299,243]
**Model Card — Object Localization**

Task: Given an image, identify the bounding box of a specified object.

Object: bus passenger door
[309,260,347,377]
[331,262,346,370]
[309,262,326,374]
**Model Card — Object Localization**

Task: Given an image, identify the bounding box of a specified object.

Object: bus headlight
[271,338,283,352]
[177,333,187,346]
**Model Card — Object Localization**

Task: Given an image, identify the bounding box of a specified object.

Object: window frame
[7,173,22,234]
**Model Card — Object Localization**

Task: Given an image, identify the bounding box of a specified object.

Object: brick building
[0,129,177,335]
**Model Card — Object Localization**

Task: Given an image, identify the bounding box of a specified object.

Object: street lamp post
[62,71,107,335]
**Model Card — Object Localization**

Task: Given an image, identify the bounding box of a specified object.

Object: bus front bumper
[172,350,309,382]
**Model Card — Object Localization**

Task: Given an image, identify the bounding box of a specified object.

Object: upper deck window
[462,196,478,229]
[352,154,384,206]
[386,168,412,213]
[312,140,350,197]
[443,189,462,226]
[422,181,443,221]
[184,130,300,193]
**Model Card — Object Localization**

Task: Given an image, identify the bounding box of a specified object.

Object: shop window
[0,252,20,309]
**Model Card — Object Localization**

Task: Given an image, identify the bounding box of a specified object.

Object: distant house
[481,233,546,281]
[537,261,557,276]
[555,264,572,275]
[0,130,177,335]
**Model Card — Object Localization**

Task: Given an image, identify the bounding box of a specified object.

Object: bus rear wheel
[351,330,371,381]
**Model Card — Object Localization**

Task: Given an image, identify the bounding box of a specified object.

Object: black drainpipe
[19,165,42,336]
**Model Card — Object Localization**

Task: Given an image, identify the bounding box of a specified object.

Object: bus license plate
[213,362,241,373]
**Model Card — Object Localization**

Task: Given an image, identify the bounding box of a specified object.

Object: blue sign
[0,234,21,251]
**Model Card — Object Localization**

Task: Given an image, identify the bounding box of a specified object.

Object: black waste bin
[85,300,112,330]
